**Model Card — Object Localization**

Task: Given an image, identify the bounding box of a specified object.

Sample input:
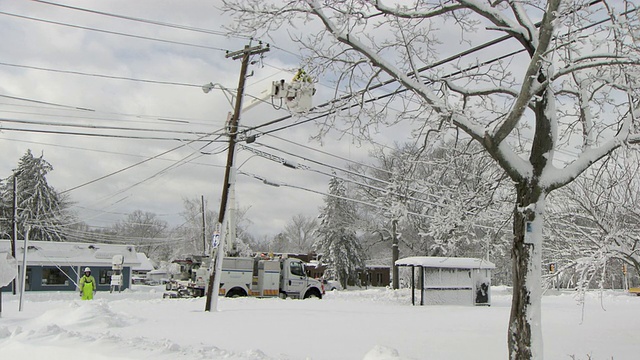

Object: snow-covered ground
[0,286,637,359]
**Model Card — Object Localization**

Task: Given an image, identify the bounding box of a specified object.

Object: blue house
[1,240,141,293]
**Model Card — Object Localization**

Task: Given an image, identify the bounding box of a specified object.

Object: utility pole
[205,43,269,312]
[392,219,399,290]
[11,172,19,295]
[19,225,30,311]
[201,195,207,255]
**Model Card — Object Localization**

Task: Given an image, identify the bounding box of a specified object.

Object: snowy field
[0,286,637,360]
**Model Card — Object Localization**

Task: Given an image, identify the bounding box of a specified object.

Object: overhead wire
[0,116,212,136]
[0,125,220,142]
[32,0,251,39]
[239,142,511,215]
[0,93,95,112]
[0,61,205,88]
[0,10,229,52]
[60,128,226,194]
[237,169,507,232]
[0,96,220,126]
[0,108,198,128]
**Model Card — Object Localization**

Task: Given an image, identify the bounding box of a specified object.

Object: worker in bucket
[79,267,97,300]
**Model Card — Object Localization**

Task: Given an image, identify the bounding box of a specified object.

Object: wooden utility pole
[201,195,207,255]
[205,43,269,312]
[11,172,19,295]
[392,219,399,289]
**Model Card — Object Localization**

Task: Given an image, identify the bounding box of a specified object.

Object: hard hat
[84,267,91,272]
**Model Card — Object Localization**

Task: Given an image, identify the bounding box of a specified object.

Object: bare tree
[545,151,640,291]
[282,214,319,253]
[353,141,512,285]
[112,210,169,261]
[174,197,217,256]
[224,1,640,358]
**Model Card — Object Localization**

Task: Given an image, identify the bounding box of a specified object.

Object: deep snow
[0,286,637,359]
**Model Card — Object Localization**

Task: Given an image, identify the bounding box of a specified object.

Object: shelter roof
[396,256,495,270]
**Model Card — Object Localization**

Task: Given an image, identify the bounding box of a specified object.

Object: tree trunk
[509,182,545,359]
[392,219,399,290]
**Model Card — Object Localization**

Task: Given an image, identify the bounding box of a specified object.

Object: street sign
[212,232,220,249]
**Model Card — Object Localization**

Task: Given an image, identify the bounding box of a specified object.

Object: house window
[41,268,69,286]
[99,269,114,285]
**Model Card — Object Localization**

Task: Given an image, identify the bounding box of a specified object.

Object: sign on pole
[1,252,18,318]
[212,224,221,249]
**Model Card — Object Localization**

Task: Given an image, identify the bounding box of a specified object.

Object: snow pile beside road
[0,286,637,359]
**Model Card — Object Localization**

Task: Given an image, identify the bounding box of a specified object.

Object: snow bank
[0,286,637,359]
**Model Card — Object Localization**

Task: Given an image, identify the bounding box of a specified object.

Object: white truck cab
[219,256,323,299]
[279,257,323,299]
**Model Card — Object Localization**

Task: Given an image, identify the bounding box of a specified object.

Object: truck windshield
[290,261,305,277]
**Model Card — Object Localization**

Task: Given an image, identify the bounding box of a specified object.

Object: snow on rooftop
[134,252,155,271]
[0,240,141,267]
[396,256,496,269]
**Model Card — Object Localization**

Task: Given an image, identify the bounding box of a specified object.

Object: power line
[0,10,228,52]
[60,131,226,194]
[240,142,509,216]
[0,61,204,88]
[0,94,95,111]
[0,116,212,136]
[0,125,221,142]
[32,0,249,39]
[0,136,227,169]
[98,149,210,202]
[237,169,506,232]
[0,98,217,126]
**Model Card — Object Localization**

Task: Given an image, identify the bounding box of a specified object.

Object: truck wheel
[225,288,247,298]
[304,289,322,299]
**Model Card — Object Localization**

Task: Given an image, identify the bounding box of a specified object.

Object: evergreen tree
[316,176,364,289]
[1,150,70,241]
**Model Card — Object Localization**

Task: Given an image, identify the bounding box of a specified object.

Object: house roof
[134,252,155,271]
[396,256,496,270]
[0,240,141,268]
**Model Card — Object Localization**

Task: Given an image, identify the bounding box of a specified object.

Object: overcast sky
[1,1,607,241]
[0,0,401,238]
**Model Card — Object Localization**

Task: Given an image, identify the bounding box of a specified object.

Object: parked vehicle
[322,279,343,291]
[164,255,324,299]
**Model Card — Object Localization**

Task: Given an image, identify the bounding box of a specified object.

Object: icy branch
[445,80,520,99]
[373,0,464,19]
[509,1,537,47]
[457,0,532,42]
[308,0,484,140]
[491,0,561,145]
[549,58,640,83]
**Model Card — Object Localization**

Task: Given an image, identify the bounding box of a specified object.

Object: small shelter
[396,256,496,306]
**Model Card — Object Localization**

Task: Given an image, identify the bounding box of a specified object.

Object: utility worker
[79,267,97,300]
